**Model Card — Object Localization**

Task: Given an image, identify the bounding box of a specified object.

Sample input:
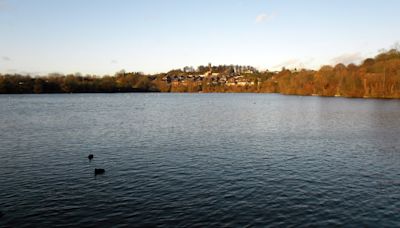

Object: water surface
[0,93,399,227]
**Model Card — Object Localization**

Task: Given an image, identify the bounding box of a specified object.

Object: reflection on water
[0,93,399,227]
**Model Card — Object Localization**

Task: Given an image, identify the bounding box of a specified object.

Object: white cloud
[2,56,11,61]
[273,58,315,70]
[110,60,118,64]
[255,13,275,24]
[391,41,400,51]
[330,53,363,65]
[255,14,267,23]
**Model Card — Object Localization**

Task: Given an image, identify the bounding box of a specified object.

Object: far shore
[2,49,400,98]
[1,91,399,100]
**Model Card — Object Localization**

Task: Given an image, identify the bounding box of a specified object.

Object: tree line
[0,72,158,94]
[264,49,400,98]
[1,49,400,98]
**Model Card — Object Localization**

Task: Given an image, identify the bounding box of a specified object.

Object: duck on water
[95,168,105,175]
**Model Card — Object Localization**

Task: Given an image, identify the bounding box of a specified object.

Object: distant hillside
[1,49,400,98]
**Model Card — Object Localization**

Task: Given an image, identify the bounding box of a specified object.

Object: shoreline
[1,91,399,100]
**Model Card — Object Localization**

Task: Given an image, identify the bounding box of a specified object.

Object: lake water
[0,93,399,227]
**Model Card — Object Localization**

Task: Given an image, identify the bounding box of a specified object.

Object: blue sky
[0,0,399,75]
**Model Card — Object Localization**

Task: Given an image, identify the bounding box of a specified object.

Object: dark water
[0,93,399,227]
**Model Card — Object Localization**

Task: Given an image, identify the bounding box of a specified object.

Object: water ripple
[0,94,400,227]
